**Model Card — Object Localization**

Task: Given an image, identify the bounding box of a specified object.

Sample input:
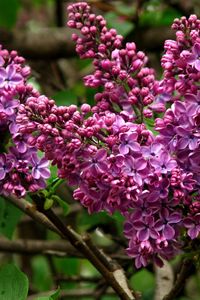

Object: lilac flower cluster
[155,17,200,241]
[160,15,200,99]
[15,3,200,268]
[125,15,200,267]
[18,85,189,268]
[67,2,164,122]
[17,81,191,267]
[18,99,152,213]
[0,47,50,197]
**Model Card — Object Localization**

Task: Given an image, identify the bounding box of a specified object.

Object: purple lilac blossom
[119,132,140,155]
[0,64,23,88]
[31,153,50,180]
[150,152,177,174]
[187,43,200,71]
[184,214,200,239]
[0,46,50,197]
[15,7,200,269]
[0,154,13,180]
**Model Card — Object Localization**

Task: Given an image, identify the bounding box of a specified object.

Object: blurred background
[0,1,200,299]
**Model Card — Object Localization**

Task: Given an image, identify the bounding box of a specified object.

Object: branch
[0,237,129,260]
[33,194,136,300]
[162,258,195,300]
[27,288,116,300]
[5,195,62,236]
[0,28,74,59]
[5,194,136,300]
[0,237,80,256]
[20,203,82,224]
[0,27,175,59]
[55,274,101,283]
[154,260,174,300]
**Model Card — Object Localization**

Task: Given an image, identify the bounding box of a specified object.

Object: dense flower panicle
[15,4,200,268]
[18,95,153,213]
[17,72,193,266]
[0,46,50,197]
[160,15,200,100]
[67,2,162,122]
[67,2,123,59]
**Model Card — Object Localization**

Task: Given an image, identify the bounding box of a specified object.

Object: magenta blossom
[0,64,23,88]
[187,43,200,71]
[0,154,13,180]
[119,132,140,155]
[150,152,177,174]
[132,216,159,241]
[155,209,181,240]
[81,148,108,177]
[123,156,147,186]
[31,154,50,180]
[184,214,200,239]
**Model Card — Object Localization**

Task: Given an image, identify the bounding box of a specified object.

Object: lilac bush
[1,2,199,268]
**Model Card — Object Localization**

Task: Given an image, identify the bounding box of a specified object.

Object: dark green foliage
[0,0,20,29]
[0,196,22,239]
[0,264,28,300]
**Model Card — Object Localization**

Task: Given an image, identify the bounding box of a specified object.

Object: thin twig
[0,27,175,59]
[5,195,136,300]
[33,195,135,300]
[55,274,101,283]
[19,203,81,224]
[5,195,62,236]
[0,237,77,255]
[27,288,116,300]
[0,237,129,260]
[154,260,174,300]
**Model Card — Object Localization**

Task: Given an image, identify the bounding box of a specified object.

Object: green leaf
[81,259,99,277]
[44,198,54,210]
[145,118,158,136]
[116,3,136,17]
[50,287,60,300]
[31,256,53,291]
[139,6,182,27]
[33,0,54,7]
[54,257,79,289]
[0,197,22,239]
[0,264,28,300]
[36,287,60,300]
[53,89,77,106]
[130,269,155,295]
[0,0,20,29]
[54,257,79,276]
[160,8,182,26]
[105,12,134,37]
[47,165,58,185]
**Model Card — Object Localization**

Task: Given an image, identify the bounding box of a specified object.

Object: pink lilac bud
[81,103,91,113]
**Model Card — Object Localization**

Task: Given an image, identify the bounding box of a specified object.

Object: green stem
[47,178,65,195]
